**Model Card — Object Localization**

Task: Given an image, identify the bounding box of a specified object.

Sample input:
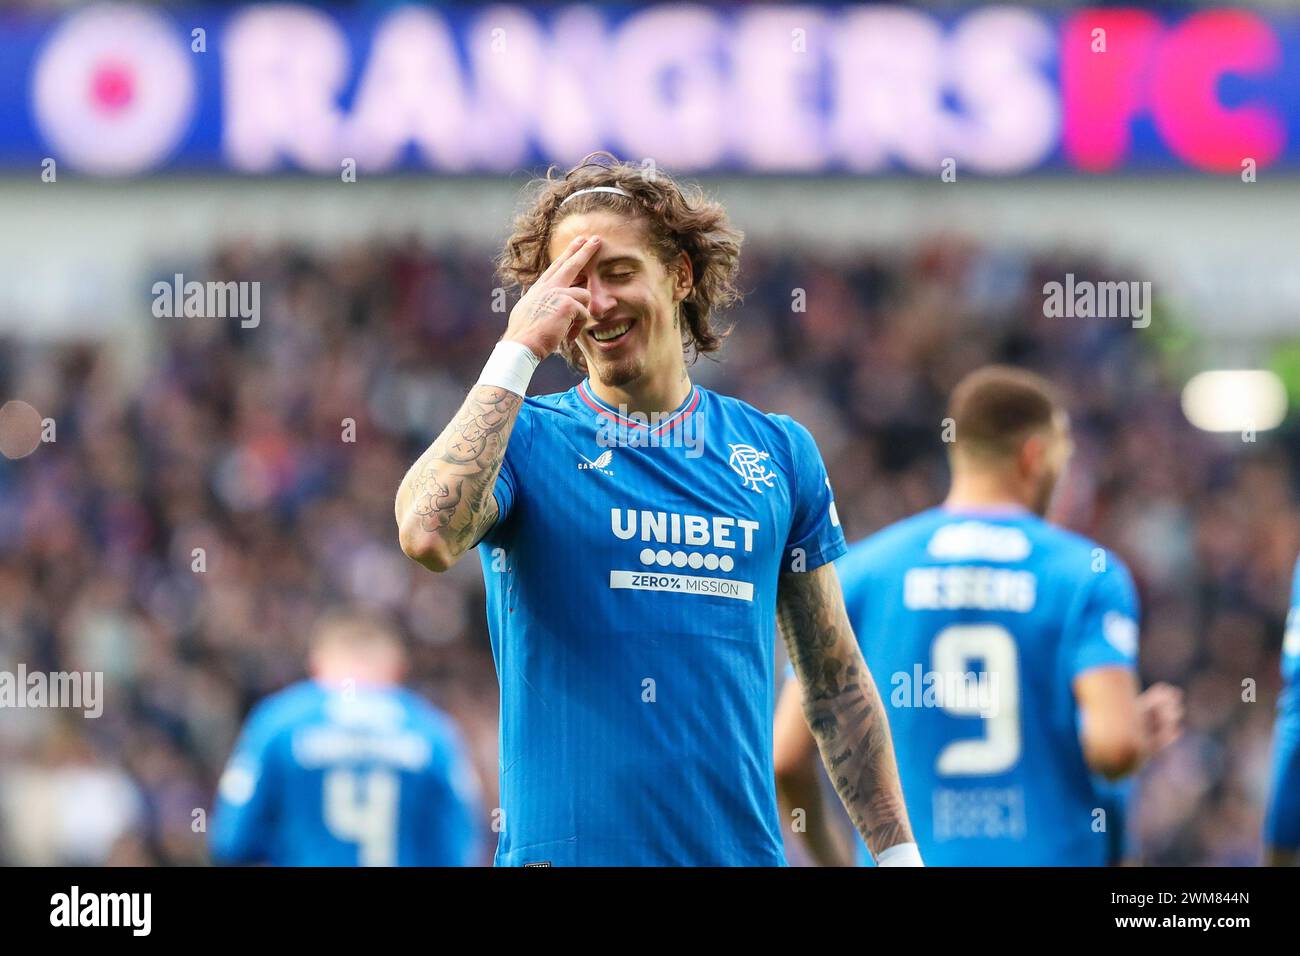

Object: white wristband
[478,341,540,397]
[875,842,924,867]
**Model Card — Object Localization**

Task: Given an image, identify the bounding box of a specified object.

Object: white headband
[560,186,632,207]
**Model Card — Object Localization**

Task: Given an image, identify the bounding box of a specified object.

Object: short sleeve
[775,416,848,572]
[1068,556,1140,678]
[485,401,536,542]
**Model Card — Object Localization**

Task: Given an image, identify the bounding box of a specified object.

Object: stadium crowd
[0,234,1295,865]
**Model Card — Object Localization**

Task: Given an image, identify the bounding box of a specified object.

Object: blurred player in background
[1263,556,1300,866]
[774,366,1183,866]
[209,610,482,866]
[395,154,918,866]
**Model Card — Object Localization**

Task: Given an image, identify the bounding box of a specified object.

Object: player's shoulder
[1030,521,1134,581]
[744,396,816,444]
[241,680,326,742]
[847,508,1135,584]
[496,385,584,465]
[522,385,577,411]
[516,384,582,423]
[388,686,465,743]
[703,388,824,458]
[841,507,948,570]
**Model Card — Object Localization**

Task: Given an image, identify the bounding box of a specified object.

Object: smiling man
[394,153,916,866]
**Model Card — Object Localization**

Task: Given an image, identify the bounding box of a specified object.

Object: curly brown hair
[496,152,744,372]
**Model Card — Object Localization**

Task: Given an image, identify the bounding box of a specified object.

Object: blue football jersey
[210,681,482,866]
[477,379,846,866]
[835,506,1139,866]
[1264,556,1300,851]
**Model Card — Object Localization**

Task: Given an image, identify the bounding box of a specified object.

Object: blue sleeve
[1068,556,1140,678]
[209,702,284,864]
[1264,560,1300,850]
[485,401,535,543]
[775,416,847,572]
[1069,558,1140,862]
[421,718,484,866]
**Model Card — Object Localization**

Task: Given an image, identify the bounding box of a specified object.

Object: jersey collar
[577,378,701,436]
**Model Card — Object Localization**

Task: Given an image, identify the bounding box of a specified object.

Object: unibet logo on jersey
[609,508,761,600]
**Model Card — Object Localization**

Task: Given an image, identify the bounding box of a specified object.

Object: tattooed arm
[395,386,521,571]
[396,234,599,572]
[776,563,916,859]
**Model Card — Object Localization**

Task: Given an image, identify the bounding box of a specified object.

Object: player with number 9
[774,366,1184,866]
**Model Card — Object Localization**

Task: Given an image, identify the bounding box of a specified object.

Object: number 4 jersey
[210,681,483,866]
[477,380,846,866]
[836,506,1140,866]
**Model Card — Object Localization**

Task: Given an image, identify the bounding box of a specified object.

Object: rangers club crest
[728,443,777,493]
